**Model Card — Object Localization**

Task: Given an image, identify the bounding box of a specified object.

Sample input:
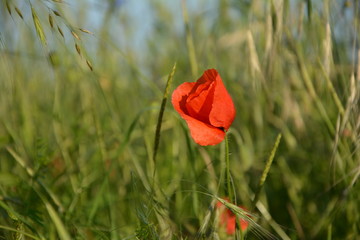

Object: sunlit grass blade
[43,201,71,240]
[255,201,290,240]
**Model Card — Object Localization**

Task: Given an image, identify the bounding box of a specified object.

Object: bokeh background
[0,0,359,239]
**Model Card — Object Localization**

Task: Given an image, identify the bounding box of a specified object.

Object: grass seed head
[15,7,23,19]
[6,1,12,15]
[49,14,54,28]
[53,10,61,17]
[75,43,81,56]
[86,59,93,71]
[31,7,47,46]
[57,26,64,38]
[79,28,93,35]
[71,31,80,40]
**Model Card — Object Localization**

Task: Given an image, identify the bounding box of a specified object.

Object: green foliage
[0,0,359,239]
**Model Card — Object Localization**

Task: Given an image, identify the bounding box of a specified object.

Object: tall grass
[0,0,359,239]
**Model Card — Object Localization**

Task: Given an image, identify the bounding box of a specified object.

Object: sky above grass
[79,0,356,59]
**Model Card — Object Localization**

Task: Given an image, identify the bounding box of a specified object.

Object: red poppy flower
[216,198,249,235]
[171,69,236,146]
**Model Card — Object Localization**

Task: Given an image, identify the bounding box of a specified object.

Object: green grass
[0,0,359,239]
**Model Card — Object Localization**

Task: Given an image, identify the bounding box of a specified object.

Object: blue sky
[78,0,218,51]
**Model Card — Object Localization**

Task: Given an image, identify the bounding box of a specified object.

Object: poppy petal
[207,70,236,130]
[216,198,250,235]
[226,216,236,235]
[172,82,196,115]
[185,81,215,124]
[240,218,249,231]
[172,82,225,145]
[183,116,225,145]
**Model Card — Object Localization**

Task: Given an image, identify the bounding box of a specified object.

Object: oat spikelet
[57,26,64,38]
[15,7,23,19]
[79,28,93,35]
[49,14,54,28]
[86,59,93,71]
[31,7,47,46]
[53,10,61,17]
[6,1,12,15]
[71,31,80,40]
[75,43,81,55]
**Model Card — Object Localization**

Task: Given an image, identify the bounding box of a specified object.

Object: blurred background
[0,0,359,239]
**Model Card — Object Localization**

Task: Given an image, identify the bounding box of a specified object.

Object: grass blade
[44,201,71,240]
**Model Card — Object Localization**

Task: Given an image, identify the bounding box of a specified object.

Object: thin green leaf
[44,201,71,240]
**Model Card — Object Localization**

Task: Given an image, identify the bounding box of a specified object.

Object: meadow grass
[0,0,359,239]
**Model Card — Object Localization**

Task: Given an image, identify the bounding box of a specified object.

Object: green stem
[225,132,233,202]
[181,0,198,77]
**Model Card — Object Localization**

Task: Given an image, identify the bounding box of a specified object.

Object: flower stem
[225,132,233,202]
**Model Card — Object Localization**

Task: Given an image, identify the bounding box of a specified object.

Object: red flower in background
[216,199,249,235]
[171,69,236,146]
